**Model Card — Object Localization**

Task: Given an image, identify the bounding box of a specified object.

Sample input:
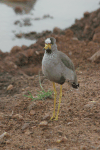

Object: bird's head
[44,37,57,54]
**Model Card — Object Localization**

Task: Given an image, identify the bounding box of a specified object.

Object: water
[0,0,99,52]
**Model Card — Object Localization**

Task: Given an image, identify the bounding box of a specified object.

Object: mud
[0,8,100,150]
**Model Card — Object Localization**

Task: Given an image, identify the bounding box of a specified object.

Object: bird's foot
[54,116,58,121]
[50,115,55,121]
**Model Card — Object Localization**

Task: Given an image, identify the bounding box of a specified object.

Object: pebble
[7,84,13,91]
[29,110,35,116]
[67,122,73,125]
[27,102,36,112]
[25,130,32,135]
[0,113,4,120]
[84,101,97,109]
[80,146,88,150]
[12,114,23,121]
[6,140,11,144]
[39,121,48,127]
[43,113,50,120]
[0,132,10,140]
[56,136,67,143]
[21,123,30,130]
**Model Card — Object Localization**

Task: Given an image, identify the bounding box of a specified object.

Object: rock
[80,146,88,150]
[56,136,67,143]
[0,113,4,120]
[72,37,78,41]
[43,113,50,120]
[27,102,37,112]
[61,136,67,142]
[25,130,32,135]
[67,122,73,125]
[84,11,90,17]
[0,132,10,140]
[21,45,27,50]
[26,49,34,57]
[14,20,20,25]
[93,32,100,43]
[7,84,13,91]
[10,46,22,54]
[53,27,62,34]
[6,140,11,144]
[39,121,48,127]
[83,25,91,35]
[65,29,73,38]
[12,114,23,121]
[14,6,23,14]
[4,56,17,69]
[88,50,100,63]
[23,18,31,26]
[84,101,97,109]
[29,110,35,116]
[21,123,30,130]
[15,52,28,66]
[95,26,100,33]
[16,33,23,38]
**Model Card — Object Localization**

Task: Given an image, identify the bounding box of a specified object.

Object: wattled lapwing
[42,37,79,120]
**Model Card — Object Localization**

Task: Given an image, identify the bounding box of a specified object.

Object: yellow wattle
[44,43,52,49]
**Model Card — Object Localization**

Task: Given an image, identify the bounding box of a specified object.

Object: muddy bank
[0,8,100,78]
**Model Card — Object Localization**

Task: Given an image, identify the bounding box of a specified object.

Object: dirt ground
[0,8,100,150]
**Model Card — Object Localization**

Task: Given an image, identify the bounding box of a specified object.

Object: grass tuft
[23,74,53,101]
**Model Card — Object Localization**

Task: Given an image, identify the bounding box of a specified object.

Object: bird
[42,37,79,120]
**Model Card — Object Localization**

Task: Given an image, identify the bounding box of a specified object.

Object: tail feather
[72,82,79,89]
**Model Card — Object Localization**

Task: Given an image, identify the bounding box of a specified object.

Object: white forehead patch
[45,38,51,44]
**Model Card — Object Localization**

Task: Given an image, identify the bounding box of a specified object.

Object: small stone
[14,6,23,14]
[0,113,4,120]
[7,84,13,91]
[10,46,22,54]
[39,121,48,127]
[53,27,62,34]
[80,146,88,150]
[16,33,23,38]
[27,102,36,112]
[43,113,50,120]
[21,123,30,130]
[56,136,67,143]
[61,136,67,142]
[67,122,73,125]
[25,130,31,135]
[84,101,96,109]
[88,50,100,63]
[72,37,78,41]
[6,140,11,144]
[35,51,39,55]
[84,11,90,17]
[0,132,10,140]
[12,114,23,121]
[93,32,100,43]
[29,110,35,116]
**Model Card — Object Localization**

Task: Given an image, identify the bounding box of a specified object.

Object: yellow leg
[50,82,57,120]
[55,85,62,121]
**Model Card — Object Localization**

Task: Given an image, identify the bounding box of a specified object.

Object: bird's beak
[44,43,52,50]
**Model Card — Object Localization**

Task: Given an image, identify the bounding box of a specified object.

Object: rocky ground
[0,8,100,150]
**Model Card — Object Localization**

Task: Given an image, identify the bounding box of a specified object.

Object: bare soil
[0,8,100,150]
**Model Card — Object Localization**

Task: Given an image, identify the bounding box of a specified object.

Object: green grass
[24,74,53,101]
